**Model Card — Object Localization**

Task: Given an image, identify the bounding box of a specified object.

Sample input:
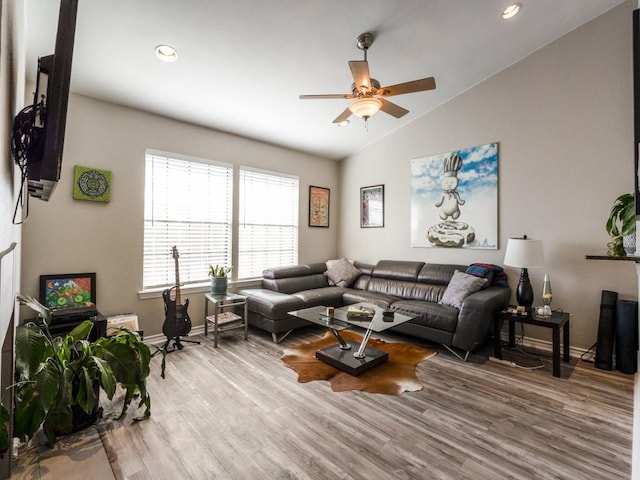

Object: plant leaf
[15,323,49,379]
[16,294,52,325]
[92,356,116,399]
[67,320,94,342]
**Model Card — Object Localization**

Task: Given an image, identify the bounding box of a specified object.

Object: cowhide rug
[280,330,437,395]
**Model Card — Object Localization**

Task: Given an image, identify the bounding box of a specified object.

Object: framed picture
[410,142,498,249]
[73,165,111,202]
[309,186,330,227]
[361,185,384,228]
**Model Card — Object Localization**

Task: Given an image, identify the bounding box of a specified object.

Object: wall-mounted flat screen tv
[25,0,78,201]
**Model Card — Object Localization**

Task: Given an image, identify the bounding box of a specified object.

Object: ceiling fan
[300,32,436,125]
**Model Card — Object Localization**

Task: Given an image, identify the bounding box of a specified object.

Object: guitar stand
[159,335,200,354]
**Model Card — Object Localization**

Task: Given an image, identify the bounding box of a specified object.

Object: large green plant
[14,294,152,446]
[606,193,636,256]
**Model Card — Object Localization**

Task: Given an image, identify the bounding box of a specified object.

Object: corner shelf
[585,254,640,262]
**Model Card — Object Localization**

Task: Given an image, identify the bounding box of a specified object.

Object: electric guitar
[162,246,192,340]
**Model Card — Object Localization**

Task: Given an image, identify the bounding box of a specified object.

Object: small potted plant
[208,265,231,295]
[606,193,636,256]
[13,294,152,446]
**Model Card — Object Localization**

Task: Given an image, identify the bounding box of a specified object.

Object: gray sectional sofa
[239,259,511,360]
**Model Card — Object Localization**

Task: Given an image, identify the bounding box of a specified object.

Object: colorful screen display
[40,273,96,310]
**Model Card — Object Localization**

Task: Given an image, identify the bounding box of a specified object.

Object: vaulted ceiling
[25,0,627,160]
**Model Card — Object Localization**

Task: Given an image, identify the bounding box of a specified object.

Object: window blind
[143,153,232,289]
[238,168,299,280]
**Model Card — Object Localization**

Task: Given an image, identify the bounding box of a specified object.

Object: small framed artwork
[73,165,111,202]
[309,186,330,227]
[361,185,384,228]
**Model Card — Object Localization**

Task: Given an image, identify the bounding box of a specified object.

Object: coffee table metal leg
[329,328,351,350]
[354,327,373,359]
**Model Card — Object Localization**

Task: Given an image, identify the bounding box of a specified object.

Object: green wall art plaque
[73,165,111,202]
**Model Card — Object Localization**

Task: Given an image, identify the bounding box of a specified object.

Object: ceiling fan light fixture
[348,97,382,119]
[155,44,178,62]
[501,3,522,20]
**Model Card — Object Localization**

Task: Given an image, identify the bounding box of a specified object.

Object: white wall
[339,0,638,350]
[20,94,340,336]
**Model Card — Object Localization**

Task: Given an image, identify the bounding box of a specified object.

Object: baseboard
[143,324,206,347]
[143,327,594,360]
[500,332,591,361]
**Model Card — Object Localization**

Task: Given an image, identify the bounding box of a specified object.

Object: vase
[211,276,228,295]
[623,233,636,256]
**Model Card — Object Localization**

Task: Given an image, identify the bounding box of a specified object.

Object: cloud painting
[411,143,498,249]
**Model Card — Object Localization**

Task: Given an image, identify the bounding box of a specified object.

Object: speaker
[615,300,638,374]
[595,290,618,371]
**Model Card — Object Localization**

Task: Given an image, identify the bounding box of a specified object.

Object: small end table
[204,292,249,348]
[494,306,570,378]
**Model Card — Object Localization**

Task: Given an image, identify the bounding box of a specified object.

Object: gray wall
[20,93,340,336]
[338,1,638,350]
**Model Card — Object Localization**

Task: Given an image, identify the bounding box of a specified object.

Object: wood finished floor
[13,326,634,479]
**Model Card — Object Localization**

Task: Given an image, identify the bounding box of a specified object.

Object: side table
[204,292,249,348]
[494,306,570,378]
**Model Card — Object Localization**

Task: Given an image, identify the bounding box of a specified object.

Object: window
[238,167,299,280]
[143,152,232,289]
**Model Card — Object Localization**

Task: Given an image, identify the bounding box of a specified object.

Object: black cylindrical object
[615,300,638,374]
[595,290,618,371]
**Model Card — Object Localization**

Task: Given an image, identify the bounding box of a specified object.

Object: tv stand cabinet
[33,312,107,341]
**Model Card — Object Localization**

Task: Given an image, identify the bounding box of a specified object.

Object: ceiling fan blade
[379,98,409,118]
[378,77,436,97]
[332,108,352,124]
[349,60,371,91]
[300,93,355,100]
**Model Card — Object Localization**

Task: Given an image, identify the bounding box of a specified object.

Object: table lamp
[503,235,544,307]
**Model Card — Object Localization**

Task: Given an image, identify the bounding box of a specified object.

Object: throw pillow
[440,270,488,310]
[324,258,361,287]
[465,264,494,288]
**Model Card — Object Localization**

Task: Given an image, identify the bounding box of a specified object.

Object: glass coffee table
[288,303,416,376]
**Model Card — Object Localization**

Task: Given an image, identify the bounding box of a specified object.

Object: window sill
[138,279,262,300]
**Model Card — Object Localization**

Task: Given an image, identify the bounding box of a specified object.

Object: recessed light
[155,44,178,62]
[337,120,350,127]
[501,2,522,20]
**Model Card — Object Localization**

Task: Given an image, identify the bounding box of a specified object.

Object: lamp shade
[503,237,544,268]
[348,97,382,119]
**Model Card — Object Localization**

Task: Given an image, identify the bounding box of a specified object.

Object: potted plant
[208,265,231,295]
[606,193,636,256]
[13,294,152,446]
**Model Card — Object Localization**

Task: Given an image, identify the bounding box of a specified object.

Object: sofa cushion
[391,300,460,333]
[372,260,424,281]
[241,288,306,319]
[440,270,488,309]
[324,258,362,287]
[342,289,400,309]
[293,287,346,307]
[262,273,329,294]
[417,263,466,285]
[262,262,327,280]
